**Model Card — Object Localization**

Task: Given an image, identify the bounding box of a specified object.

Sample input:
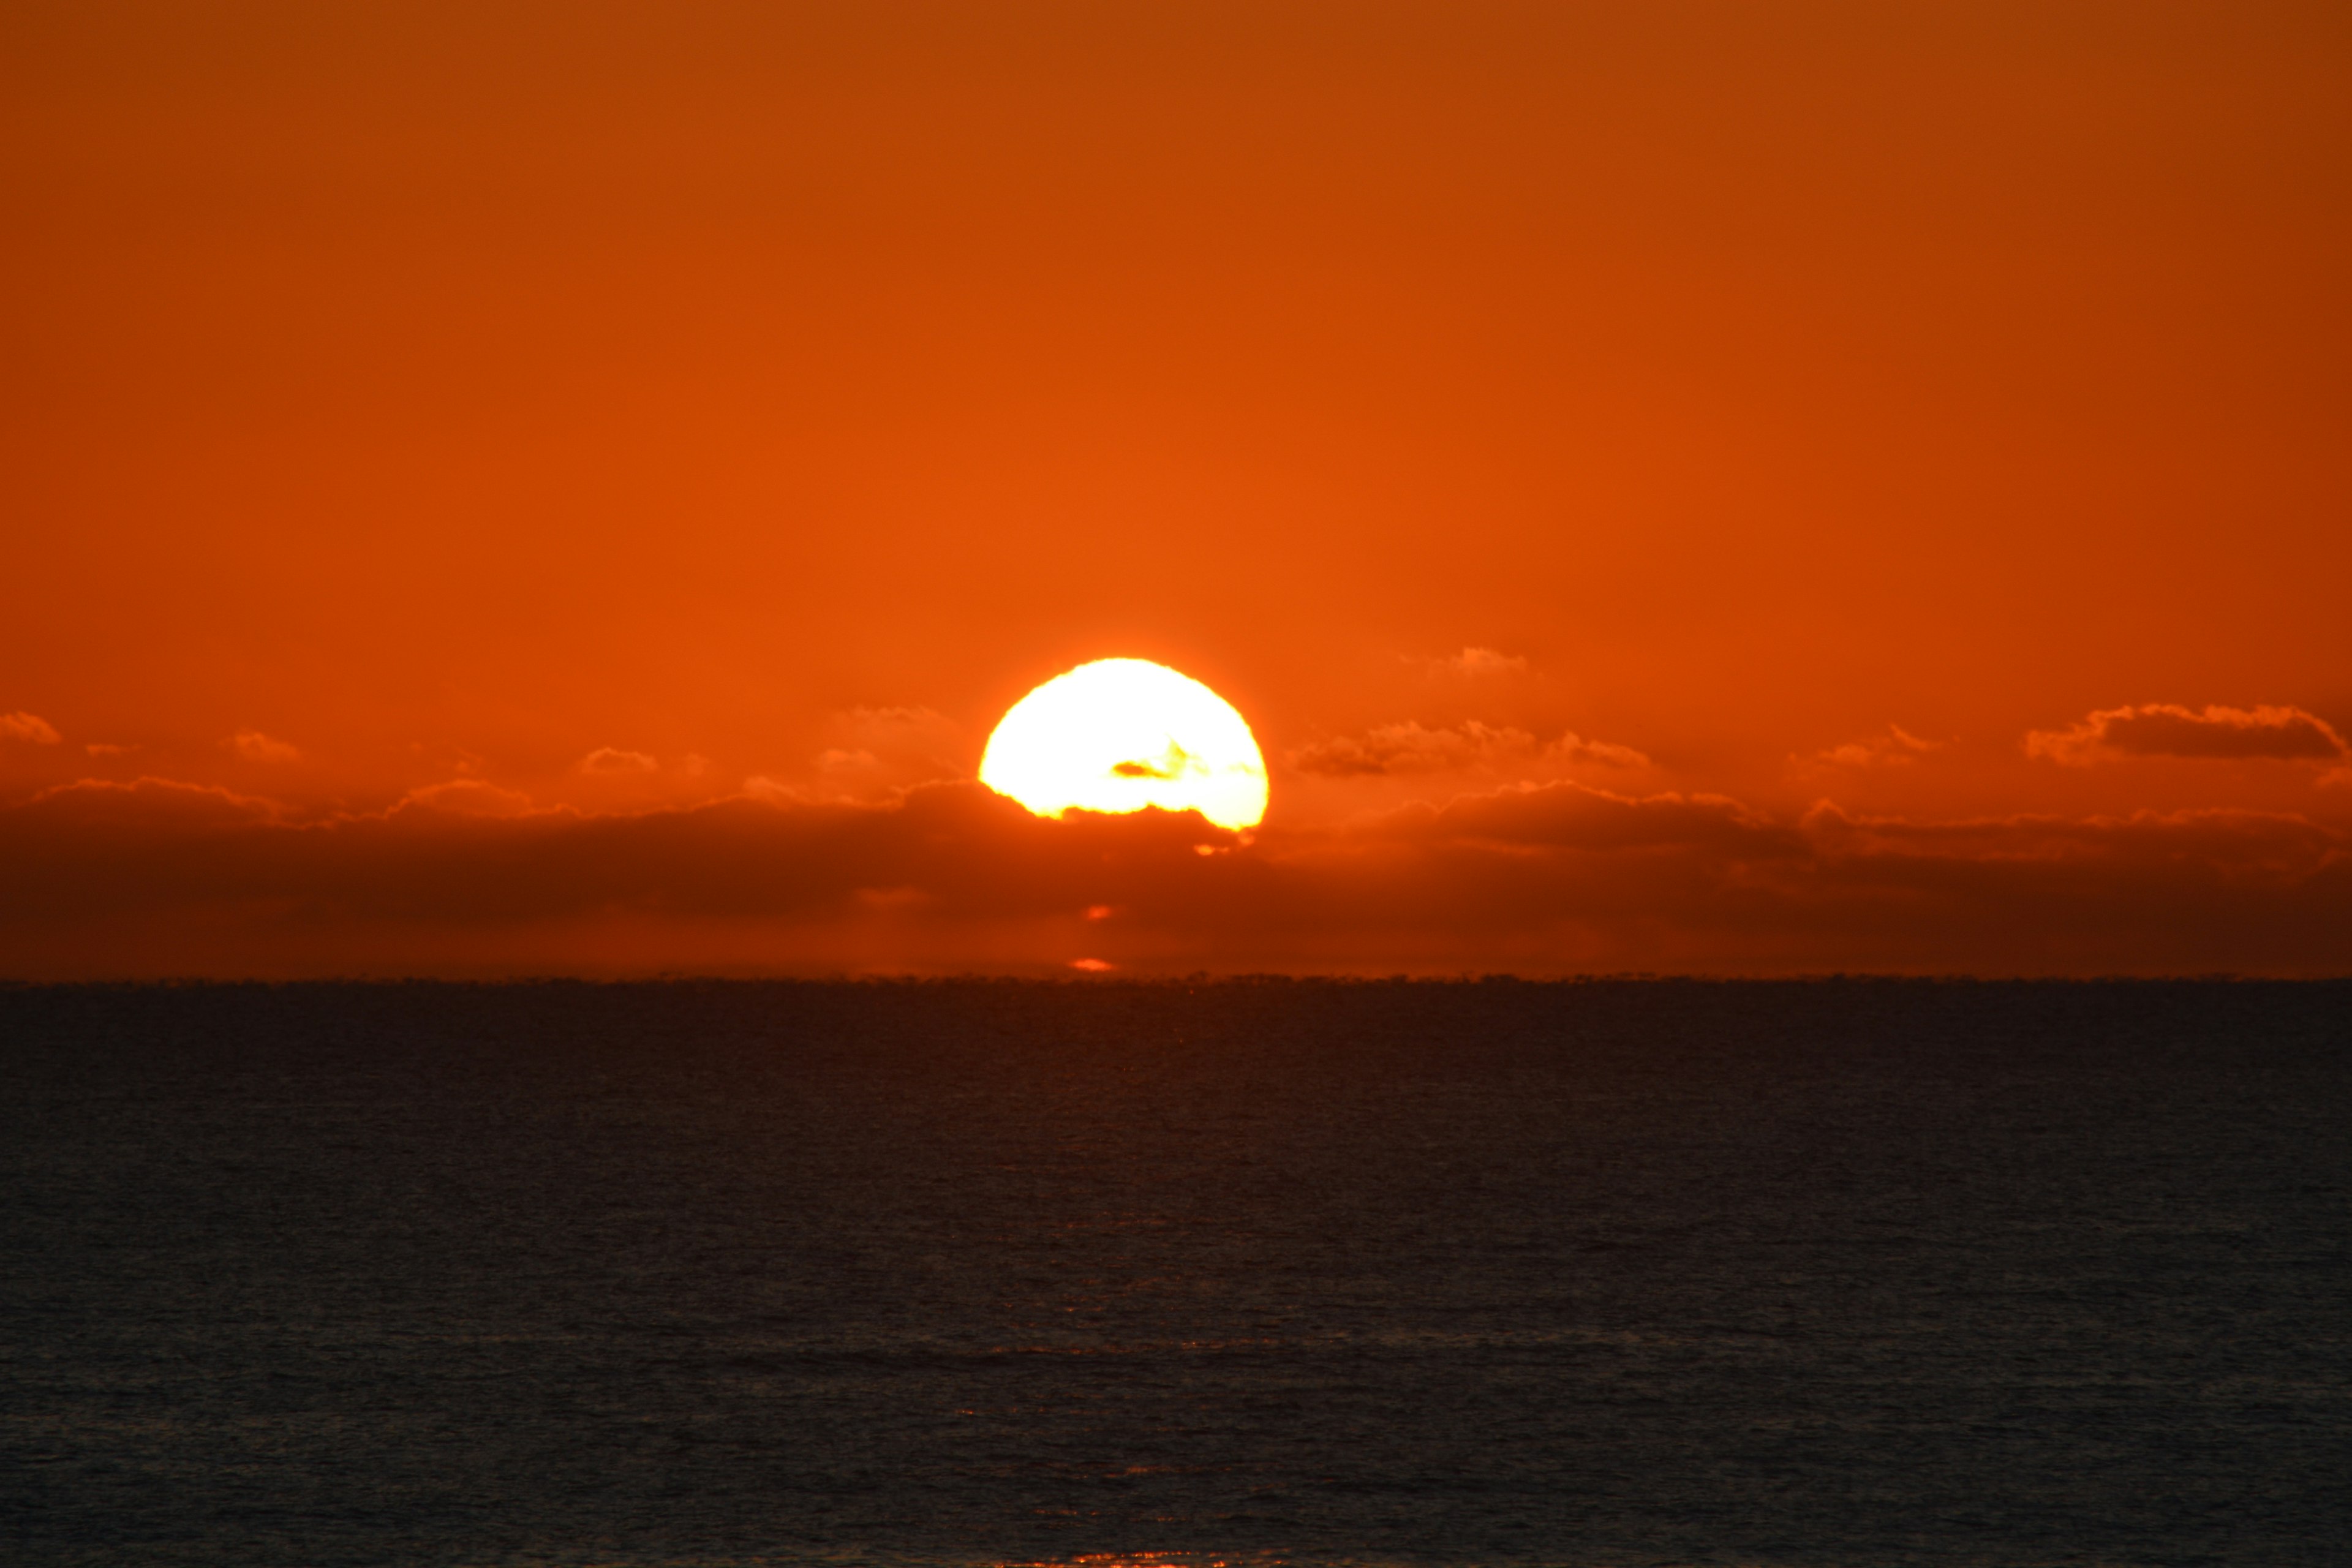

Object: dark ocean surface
[2,979,2347,1567]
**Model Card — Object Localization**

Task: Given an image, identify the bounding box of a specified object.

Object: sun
[979,658,1268,830]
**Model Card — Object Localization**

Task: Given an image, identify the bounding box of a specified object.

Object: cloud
[1799,726,1942,771]
[1112,743,1208,781]
[1548,732,1651,769]
[85,742,138,757]
[15,775,284,835]
[832,706,962,769]
[1,712,62,745]
[1447,646,1528,677]
[580,747,659,775]
[1379,782,1780,854]
[1292,722,1645,777]
[1,775,2344,978]
[1415,647,1529,678]
[1292,720,1539,777]
[2026,704,2349,766]
[228,729,301,764]
[845,704,957,734]
[790,707,966,797]
[1800,799,2339,872]
[742,774,806,804]
[399,778,538,818]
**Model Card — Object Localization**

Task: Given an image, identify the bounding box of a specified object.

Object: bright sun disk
[979,658,1268,830]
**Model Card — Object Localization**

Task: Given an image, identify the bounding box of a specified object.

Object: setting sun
[979,658,1268,830]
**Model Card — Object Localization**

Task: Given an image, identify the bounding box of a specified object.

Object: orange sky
[4,2,2348,976]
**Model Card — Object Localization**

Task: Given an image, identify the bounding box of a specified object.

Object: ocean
[3,979,2346,1566]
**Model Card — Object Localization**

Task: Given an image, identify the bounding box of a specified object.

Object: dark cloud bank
[3,777,2346,978]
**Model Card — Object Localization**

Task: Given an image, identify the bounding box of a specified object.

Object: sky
[4,1,2348,977]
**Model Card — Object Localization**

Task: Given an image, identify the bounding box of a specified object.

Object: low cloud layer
[1,774,2342,978]
[2027,704,2349,766]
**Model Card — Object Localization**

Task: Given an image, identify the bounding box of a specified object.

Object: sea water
[3,979,2346,1566]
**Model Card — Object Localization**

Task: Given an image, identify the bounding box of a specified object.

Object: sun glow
[979,658,1268,830]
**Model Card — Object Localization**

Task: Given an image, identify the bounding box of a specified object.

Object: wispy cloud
[1292,720,1538,777]
[1292,722,1645,778]
[741,775,807,804]
[2026,704,2348,766]
[831,706,962,769]
[1548,733,1650,769]
[1,712,62,745]
[227,730,301,764]
[1413,647,1530,679]
[580,747,659,775]
[1798,725,1943,771]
